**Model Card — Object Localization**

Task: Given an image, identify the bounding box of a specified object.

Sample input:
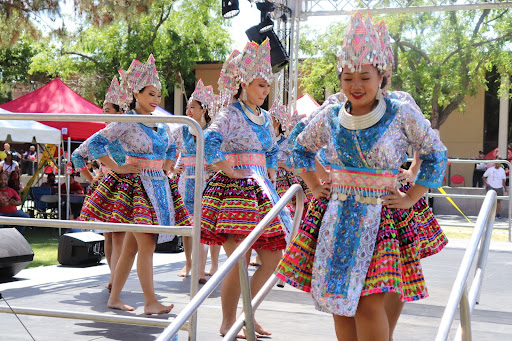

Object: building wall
[439,87,485,186]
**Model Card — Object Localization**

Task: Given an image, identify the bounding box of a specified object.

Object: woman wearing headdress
[72,76,127,293]
[77,55,191,315]
[201,39,292,336]
[170,79,220,282]
[276,13,447,340]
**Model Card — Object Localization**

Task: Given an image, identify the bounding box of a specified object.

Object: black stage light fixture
[222,0,240,19]
[259,15,274,33]
[246,24,289,73]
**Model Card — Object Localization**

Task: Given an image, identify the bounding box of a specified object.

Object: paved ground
[1,236,511,341]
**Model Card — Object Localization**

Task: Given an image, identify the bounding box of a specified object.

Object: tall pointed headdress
[337,12,387,73]
[238,38,273,85]
[217,49,241,108]
[269,99,295,137]
[189,79,214,111]
[375,20,394,69]
[121,54,161,103]
[103,76,127,108]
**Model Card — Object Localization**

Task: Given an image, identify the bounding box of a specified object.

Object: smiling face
[341,64,384,115]
[186,100,206,126]
[242,78,270,108]
[134,85,162,114]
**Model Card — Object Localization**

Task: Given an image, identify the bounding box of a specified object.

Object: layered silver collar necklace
[339,99,386,130]
[238,100,265,125]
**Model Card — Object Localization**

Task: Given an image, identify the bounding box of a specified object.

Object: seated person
[0,151,20,175]
[0,173,29,234]
[8,170,24,194]
[42,173,58,189]
[61,175,84,219]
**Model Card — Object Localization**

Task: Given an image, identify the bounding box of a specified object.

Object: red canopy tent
[0,78,105,140]
[484,147,512,160]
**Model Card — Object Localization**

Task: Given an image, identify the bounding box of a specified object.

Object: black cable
[0,292,36,341]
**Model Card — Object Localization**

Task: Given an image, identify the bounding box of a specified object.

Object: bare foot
[105,283,112,293]
[107,299,135,312]
[199,277,208,284]
[254,320,271,336]
[205,265,218,276]
[178,264,190,277]
[219,324,245,339]
[144,302,174,315]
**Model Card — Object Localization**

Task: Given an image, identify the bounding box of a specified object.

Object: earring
[200,114,206,126]
[135,99,140,109]
[242,88,247,101]
[376,85,383,101]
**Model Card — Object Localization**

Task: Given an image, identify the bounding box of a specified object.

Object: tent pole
[66,137,71,223]
[58,139,62,234]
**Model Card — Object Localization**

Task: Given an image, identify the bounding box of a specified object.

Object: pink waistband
[225,152,266,168]
[330,168,397,192]
[125,155,164,170]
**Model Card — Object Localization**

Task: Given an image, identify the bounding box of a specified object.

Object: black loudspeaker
[155,235,184,253]
[0,228,34,278]
[58,232,105,266]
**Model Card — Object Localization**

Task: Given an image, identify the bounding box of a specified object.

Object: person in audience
[0,151,20,175]
[61,175,85,219]
[42,173,58,189]
[483,163,508,219]
[8,170,24,194]
[473,151,486,187]
[0,172,30,234]
[23,145,38,176]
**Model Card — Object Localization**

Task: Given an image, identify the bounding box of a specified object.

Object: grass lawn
[442,226,510,242]
[24,227,61,269]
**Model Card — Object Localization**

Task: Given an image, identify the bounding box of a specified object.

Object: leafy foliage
[2,0,232,110]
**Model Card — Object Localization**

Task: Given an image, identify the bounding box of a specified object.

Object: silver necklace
[339,99,386,130]
[238,100,265,125]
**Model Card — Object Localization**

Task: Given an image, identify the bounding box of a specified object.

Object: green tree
[298,9,512,129]
[28,0,232,109]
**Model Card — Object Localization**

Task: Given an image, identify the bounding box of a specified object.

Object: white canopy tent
[0,107,64,222]
[0,108,61,144]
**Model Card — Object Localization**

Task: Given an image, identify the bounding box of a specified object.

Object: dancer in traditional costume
[276,13,447,340]
[170,79,220,282]
[72,76,127,292]
[77,55,191,315]
[201,39,292,336]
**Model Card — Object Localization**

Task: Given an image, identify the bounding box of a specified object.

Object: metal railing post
[238,257,256,341]
[156,185,304,341]
[435,190,497,341]
[0,113,203,340]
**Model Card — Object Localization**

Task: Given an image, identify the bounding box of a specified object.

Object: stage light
[222,0,240,19]
[259,15,274,33]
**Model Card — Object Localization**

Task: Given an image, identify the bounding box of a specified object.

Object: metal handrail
[435,190,497,341]
[0,113,204,341]
[156,184,305,341]
[418,158,511,241]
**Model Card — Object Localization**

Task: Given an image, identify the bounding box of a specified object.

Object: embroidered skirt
[401,183,448,258]
[276,168,313,218]
[201,171,288,251]
[79,172,191,229]
[276,197,431,313]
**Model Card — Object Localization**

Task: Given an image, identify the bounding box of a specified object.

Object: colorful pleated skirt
[276,168,314,218]
[79,171,191,228]
[276,194,438,306]
[201,169,289,252]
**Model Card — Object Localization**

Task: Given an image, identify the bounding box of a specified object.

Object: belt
[125,155,164,170]
[225,152,266,168]
[330,166,398,204]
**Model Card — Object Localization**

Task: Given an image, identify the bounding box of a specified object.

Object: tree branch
[61,51,100,65]
[442,32,512,65]
[472,9,490,38]
[395,41,431,64]
[145,2,173,48]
